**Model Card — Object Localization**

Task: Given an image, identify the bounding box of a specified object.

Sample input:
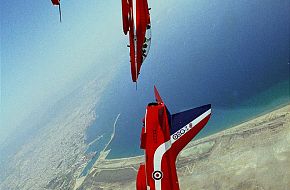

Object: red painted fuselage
[136,87,211,190]
[121,0,151,82]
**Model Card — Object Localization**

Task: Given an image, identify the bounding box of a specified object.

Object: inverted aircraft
[121,0,151,83]
[136,86,212,190]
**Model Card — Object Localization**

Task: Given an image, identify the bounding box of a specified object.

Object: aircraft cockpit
[141,24,151,63]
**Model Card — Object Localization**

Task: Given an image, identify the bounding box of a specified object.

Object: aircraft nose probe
[58,3,62,22]
[51,0,62,22]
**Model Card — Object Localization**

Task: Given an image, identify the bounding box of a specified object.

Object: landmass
[0,76,112,190]
[1,95,289,190]
[77,104,290,190]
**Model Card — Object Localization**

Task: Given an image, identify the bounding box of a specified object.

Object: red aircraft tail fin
[154,86,163,103]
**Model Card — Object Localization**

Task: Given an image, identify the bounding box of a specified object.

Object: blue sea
[84,0,289,162]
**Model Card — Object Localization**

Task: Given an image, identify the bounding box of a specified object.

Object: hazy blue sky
[1,0,130,142]
[0,0,173,145]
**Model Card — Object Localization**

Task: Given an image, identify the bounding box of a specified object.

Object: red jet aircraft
[137,86,212,190]
[51,0,62,22]
[121,0,151,83]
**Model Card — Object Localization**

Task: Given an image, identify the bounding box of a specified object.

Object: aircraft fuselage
[137,87,211,190]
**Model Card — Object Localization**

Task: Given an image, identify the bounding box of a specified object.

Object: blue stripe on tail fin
[170,104,211,135]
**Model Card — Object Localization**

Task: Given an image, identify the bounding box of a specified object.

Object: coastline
[222,98,290,132]
[73,113,121,190]
[93,102,290,163]
[119,102,290,161]
[76,103,290,189]
[104,99,290,161]
[106,81,290,159]
[0,76,113,190]
[193,100,290,143]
